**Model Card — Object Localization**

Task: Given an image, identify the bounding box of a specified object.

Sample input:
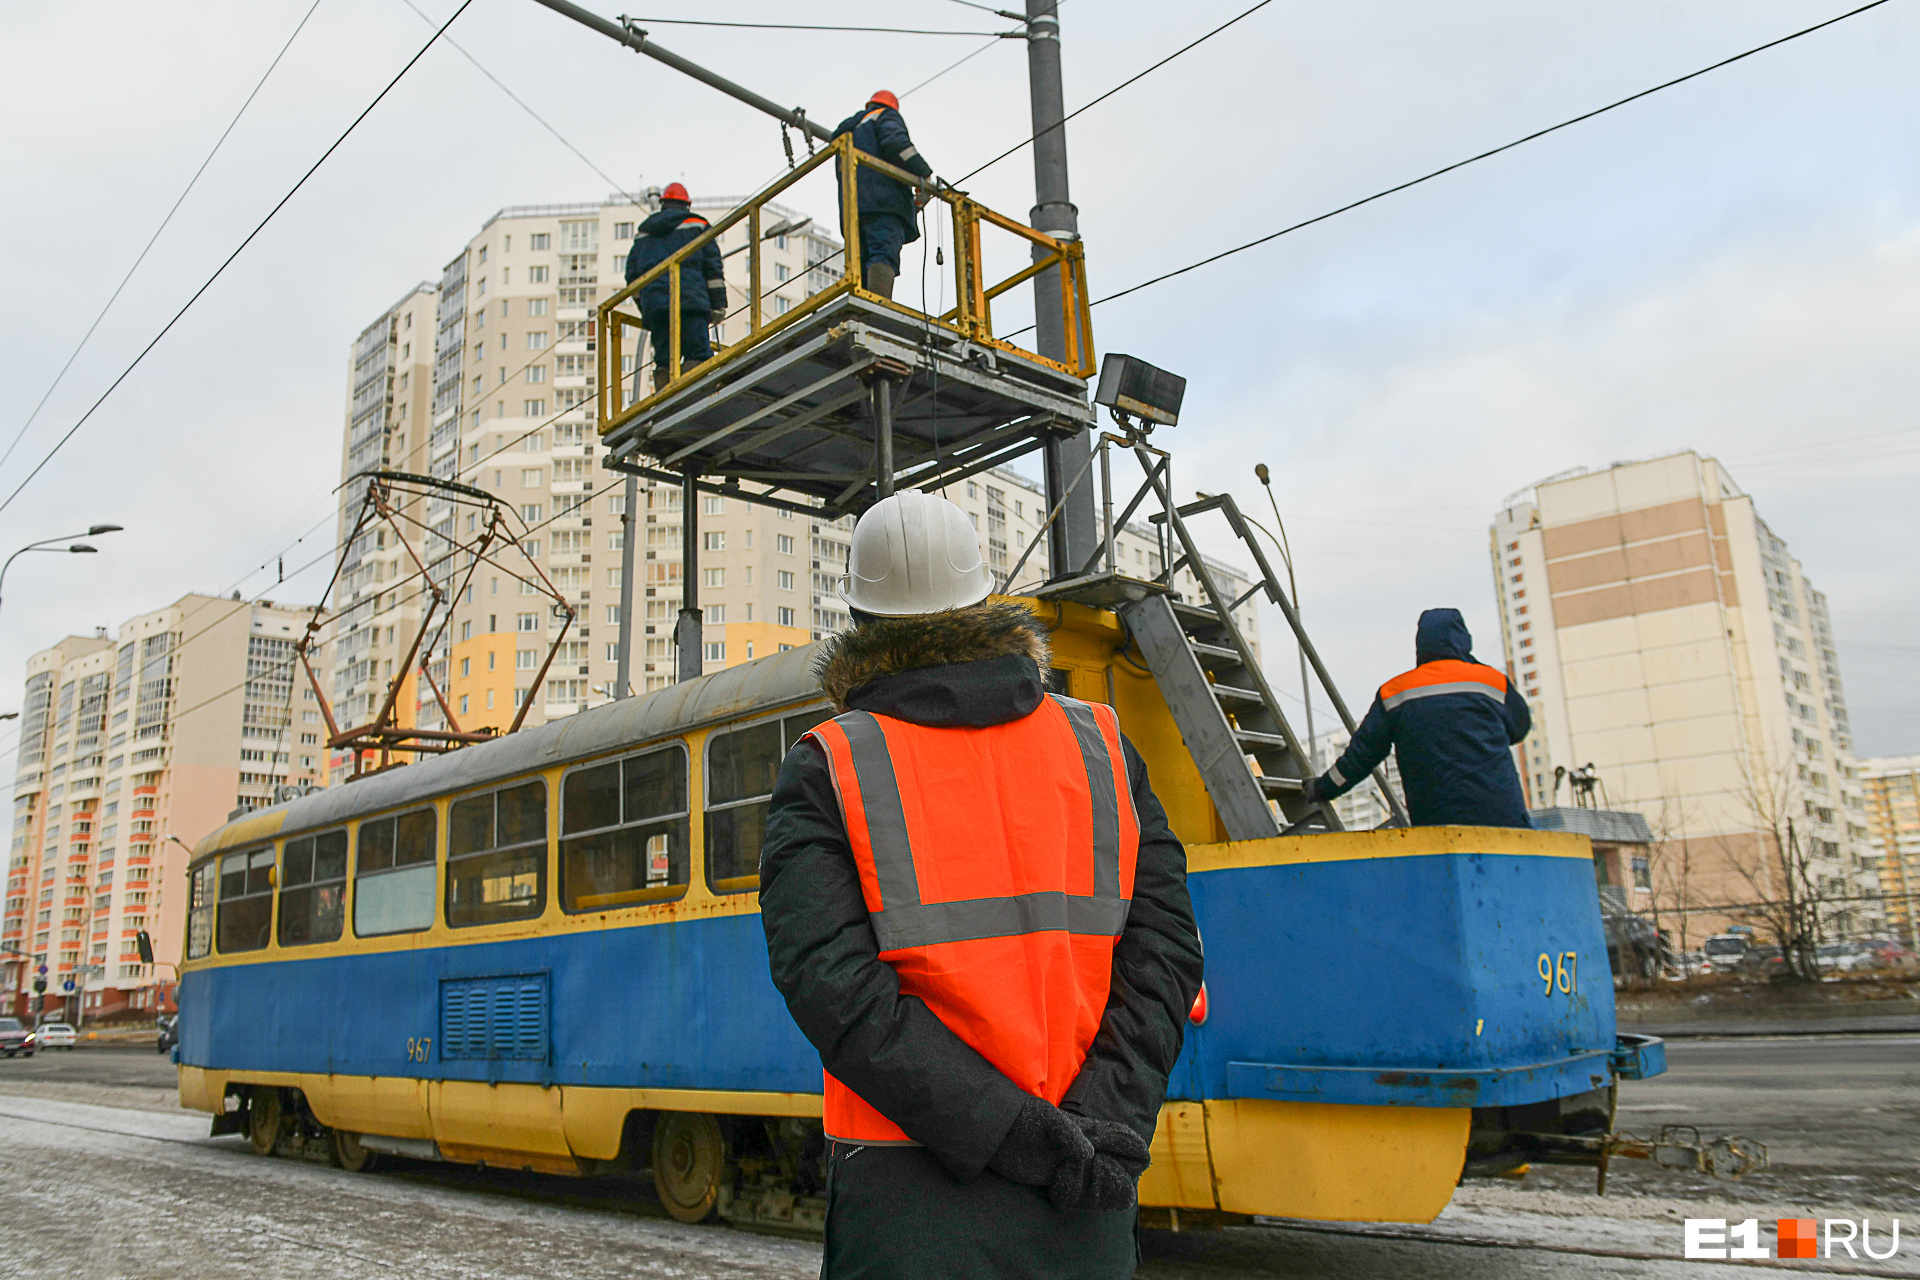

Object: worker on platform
[623,182,728,388]
[760,491,1203,1279]
[1305,607,1533,828]
[831,90,936,301]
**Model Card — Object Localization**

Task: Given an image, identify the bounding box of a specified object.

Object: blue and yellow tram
[176,600,1661,1227]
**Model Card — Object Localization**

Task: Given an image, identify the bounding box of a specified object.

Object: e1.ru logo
[1685,1219,1902,1261]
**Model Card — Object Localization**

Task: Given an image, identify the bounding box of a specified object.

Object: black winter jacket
[623,203,725,315]
[759,603,1203,1182]
[831,102,933,240]
[1316,608,1533,828]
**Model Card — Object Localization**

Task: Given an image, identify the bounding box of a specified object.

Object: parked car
[1857,939,1920,973]
[1602,910,1665,980]
[35,1021,76,1049]
[1702,934,1749,967]
[1739,945,1785,974]
[155,1015,178,1055]
[1666,950,1713,978]
[0,1017,35,1058]
[1816,942,1879,973]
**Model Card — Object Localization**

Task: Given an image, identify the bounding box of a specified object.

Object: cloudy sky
[0,0,1914,760]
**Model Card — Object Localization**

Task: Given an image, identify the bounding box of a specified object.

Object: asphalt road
[0,1040,1909,1279]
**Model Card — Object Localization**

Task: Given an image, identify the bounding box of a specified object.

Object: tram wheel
[247,1088,283,1157]
[652,1112,727,1223]
[334,1129,380,1173]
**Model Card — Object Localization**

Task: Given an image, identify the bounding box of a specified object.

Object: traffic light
[31,977,45,994]
[136,931,154,965]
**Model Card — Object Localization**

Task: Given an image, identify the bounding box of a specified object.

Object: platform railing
[597,133,1094,442]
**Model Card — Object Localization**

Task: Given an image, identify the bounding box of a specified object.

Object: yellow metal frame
[596,135,1095,441]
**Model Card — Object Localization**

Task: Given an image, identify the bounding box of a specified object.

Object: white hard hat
[840,490,993,616]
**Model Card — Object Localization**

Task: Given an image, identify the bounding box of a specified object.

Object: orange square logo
[1778,1218,1818,1259]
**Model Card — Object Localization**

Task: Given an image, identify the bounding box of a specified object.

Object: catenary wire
[0,0,475,521]
[951,0,1274,185]
[1002,0,1899,334]
[611,16,1009,36]
[903,33,1004,99]
[0,0,327,479]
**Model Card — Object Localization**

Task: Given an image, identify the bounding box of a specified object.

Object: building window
[704,642,726,663]
[776,535,795,555]
[528,266,550,283]
[777,606,796,627]
[703,531,725,551]
[777,570,795,591]
[521,504,543,522]
[517,614,539,632]
[1631,856,1651,890]
[705,605,726,623]
[703,568,724,588]
[530,233,551,251]
[446,780,548,928]
[527,332,550,350]
[703,495,725,515]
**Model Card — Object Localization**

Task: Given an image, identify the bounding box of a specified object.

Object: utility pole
[677,468,702,683]
[1025,1,1097,582]
[614,472,638,698]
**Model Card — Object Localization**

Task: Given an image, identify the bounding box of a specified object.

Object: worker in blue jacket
[1306,608,1533,828]
[832,90,936,301]
[624,182,727,389]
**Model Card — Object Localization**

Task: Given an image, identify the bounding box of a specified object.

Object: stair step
[1234,729,1288,749]
[1188,641,1241,664]
[1257,775,1306,795]
[1210,684,1263,704]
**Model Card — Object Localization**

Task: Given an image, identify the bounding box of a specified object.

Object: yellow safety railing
[597,133,1094,440]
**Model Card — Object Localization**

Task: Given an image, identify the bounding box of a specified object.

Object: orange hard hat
[867,90,899,111]
[661,182,690,203]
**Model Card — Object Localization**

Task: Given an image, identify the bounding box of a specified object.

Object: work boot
[866,263,895,300]
[650,367,667,393]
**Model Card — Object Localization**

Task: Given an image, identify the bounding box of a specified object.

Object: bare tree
[1645,791,1699,963]
[1717,748,1826,981]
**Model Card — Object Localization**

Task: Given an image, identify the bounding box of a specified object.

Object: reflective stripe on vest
[1380,659,1507,712]
[806,694,1139,1143]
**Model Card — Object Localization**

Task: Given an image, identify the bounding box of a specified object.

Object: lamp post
[0,525,124,622]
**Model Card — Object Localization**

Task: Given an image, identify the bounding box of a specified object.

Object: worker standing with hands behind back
[1306,607,1533,828]
[624,182,727,391]
[832,89,937,301]
[760,490,1204,1278]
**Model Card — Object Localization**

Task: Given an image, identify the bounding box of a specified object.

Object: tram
[176,597,1661,1230]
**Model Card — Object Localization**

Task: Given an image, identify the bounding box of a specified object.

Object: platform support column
[676,466,702,683]
[1026,0,1097,581]
[615,472,638,697]
[872,377,896,500]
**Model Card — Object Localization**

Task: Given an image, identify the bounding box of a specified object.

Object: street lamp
[0,524,124,622]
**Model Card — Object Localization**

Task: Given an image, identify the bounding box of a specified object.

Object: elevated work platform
[598,135,1095,516]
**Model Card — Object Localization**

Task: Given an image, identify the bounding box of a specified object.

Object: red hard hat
[867,90,899,111]
[661,182,690,203]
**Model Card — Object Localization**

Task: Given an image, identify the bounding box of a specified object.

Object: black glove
[1069,1114,1151,1180]
[1302,775,1326,804]
[707,285,728,316]
[987,1094,1093,1189]
[1049,1151,1142,1213]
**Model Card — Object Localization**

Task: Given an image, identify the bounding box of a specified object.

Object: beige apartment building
[1490,452,1878,940]
[1861,756,1920,946]
[323,190,1259,771]
[5,595,321,1020]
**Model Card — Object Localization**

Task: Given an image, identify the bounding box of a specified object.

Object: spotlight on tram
[1094,353,1186,428]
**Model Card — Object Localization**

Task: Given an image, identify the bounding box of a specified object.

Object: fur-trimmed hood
[813,601,1051,722]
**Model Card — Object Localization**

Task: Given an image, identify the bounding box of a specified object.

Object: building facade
[1310,728,1404,831]
[5,595,320,1020]
[1489,452,1878,941]
[322,191,1260,779]
[1860,756,1920,946]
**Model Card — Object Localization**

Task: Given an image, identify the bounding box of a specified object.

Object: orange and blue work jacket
[803,695,1139,1144]
[1315,608,1533,827]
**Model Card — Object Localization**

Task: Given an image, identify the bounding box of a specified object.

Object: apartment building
[1310,728,1404,831]
[1861,756,1920,946]
[324,190,1261,766]
[5,595,321,1020]
[1489,452,1878,938]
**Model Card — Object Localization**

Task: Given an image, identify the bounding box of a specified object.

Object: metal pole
[526,0,834,141]
[873,379,895,500]
[676,467,702,683]
[1026,0,1097,582]
[615,473,638,698]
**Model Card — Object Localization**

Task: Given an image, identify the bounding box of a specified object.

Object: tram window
[187,861,215,959]
[446,779,547,928]
[277,829,348,947]
[704,708,833,895]
[562,744,689,911]
[216,847,276,953]
[354,807,437,936]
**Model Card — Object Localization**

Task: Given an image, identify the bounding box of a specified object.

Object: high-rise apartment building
[1860,756,1920,946]
[1310,728,1404,831]
[5,595,320,1020]
[1489,452,1878,938]
[323,191,1260,776]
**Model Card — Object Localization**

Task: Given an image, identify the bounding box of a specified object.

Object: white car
[35,1022,75,1049]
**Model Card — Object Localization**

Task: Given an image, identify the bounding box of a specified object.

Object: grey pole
[873,378,896,500]
[614,473,639,698]
[1026,0,1097,581]
[675,467,702,683]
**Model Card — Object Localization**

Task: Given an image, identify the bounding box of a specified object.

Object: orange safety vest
[805,694,1140,1144]
[1377,658,1508,711]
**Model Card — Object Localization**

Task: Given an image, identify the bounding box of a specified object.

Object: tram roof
[194,642,827,861]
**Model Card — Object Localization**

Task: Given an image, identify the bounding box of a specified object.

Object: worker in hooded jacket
[623,182,727,389]
[831,89,936,302]
[1306,607,1533,827]
[759,490,1204,1279]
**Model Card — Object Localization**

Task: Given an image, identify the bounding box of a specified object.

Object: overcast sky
[0,0,1914,763]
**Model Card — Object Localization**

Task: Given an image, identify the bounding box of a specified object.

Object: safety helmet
[661,182,690,203]
[840,490,992,616]
[867,90,899,111]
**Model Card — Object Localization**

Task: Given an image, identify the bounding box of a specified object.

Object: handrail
[597,134,1094,443]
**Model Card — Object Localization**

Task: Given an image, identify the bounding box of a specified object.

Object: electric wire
[612,16,1008,36]
[951,0,1274,185]
[0,0,326,478]
[902,33,1006,98]
[1077,0,1899,316]
[0,0,475,520]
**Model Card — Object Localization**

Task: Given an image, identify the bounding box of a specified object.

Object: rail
[596,133,1094,440]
